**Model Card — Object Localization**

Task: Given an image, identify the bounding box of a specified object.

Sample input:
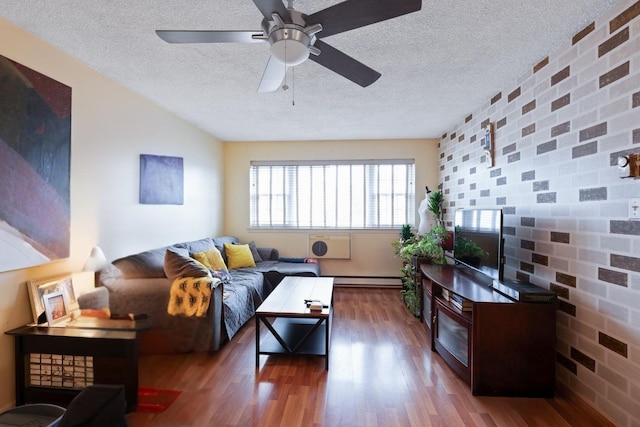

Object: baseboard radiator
[332,277,402,288]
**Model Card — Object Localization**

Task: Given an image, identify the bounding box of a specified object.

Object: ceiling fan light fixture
[269,28,310,66]
[155,0,423,92]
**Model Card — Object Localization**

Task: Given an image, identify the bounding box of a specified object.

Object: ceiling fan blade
[156,30,265,44]
[309,40,380,87]
[305,0,422,39]
[252,0,292,22]
[257,56,287,93]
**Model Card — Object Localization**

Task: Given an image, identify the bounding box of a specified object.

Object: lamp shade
[83,246,108,272]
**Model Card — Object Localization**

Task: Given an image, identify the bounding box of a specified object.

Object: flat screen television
[453,208,504,281]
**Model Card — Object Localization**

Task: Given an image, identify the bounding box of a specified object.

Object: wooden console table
[6,318,149,412]
[421,264,556,397]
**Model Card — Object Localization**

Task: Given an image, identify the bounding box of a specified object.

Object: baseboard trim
[332,276,402,288]
[553,382,616,426]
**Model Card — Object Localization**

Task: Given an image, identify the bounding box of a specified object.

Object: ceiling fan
[156,0,422,92]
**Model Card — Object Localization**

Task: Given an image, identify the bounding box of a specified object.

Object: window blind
[250,160,415,229]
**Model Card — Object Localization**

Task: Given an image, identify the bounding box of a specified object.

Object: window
[250,159,415,229]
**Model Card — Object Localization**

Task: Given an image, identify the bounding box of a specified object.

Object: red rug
[137,387,182,413]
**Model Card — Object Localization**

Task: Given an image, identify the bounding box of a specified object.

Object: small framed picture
[43,291,71,326]
[27,275,78,325]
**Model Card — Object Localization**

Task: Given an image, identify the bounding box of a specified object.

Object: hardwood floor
[127,288,613,427]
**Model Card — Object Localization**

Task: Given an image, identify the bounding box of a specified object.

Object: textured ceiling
[0,0,620,141]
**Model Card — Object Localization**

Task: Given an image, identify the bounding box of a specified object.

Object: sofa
[94,236,320,354]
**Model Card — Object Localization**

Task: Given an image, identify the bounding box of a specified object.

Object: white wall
[0,18,224,410]
[223,139,439,278]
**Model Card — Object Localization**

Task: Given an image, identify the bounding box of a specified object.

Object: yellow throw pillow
[224,243,256,269]
[193,248,228,271]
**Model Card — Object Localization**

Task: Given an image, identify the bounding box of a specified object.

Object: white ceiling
[0,0,620,142]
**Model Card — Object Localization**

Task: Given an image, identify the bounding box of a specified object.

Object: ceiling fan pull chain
[292,67,295,106]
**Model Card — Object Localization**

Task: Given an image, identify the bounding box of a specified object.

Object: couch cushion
[192,247,228,271]
[257,247,278,261]
[174,237,216,255]
[112,247,168,279]
[248,241,263,262]
[212,236,240,260]
[224,243,256,269]
[255,260,321,277]
[163,248,210,281]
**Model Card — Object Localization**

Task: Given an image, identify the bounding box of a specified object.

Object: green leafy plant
[400,223,414,242]
[394,224,450,317]
[453,226,487,266]
[402,276,421,317]
[427,190,444,223]
[392,224,416,256]
[415,225,449,264]
[396,225,449,264]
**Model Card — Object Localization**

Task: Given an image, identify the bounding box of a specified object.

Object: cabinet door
[434,301,471,384]
[422,279,433,341]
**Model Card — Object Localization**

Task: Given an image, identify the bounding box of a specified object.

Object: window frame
[249,159,416,231]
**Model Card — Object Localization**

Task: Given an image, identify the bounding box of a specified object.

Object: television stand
[421,263,557,397]
[491,278,558,303]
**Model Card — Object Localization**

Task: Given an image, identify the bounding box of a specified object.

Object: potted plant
[426,189,454,252]
[453,226,487,267]
[392,223,415,256]
[395,224,449,317]
[427,190,444,225]
[400,223,414,242]
[414,225,449,265]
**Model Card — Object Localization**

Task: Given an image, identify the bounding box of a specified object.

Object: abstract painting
[139,154,184,205]
[0,54,71,272]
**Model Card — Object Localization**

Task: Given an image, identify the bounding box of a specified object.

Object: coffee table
[255,276,334,370]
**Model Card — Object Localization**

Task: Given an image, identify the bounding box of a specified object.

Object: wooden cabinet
[421,264,556,397]
[434,298,472,383]
[6,324,142,412]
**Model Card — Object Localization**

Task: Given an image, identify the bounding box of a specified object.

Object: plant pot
[441,231,454,251]
[411,256,431,270]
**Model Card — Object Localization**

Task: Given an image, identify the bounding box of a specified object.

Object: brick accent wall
[438,1,640,425]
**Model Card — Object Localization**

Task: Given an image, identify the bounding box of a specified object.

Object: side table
[6,317,150,413]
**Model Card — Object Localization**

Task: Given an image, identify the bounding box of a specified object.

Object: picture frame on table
[42,291,71,326]
[27,274,78,325]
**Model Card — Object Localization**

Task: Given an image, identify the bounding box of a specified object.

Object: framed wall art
[139,154,184,205]
[0,54,72,272]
